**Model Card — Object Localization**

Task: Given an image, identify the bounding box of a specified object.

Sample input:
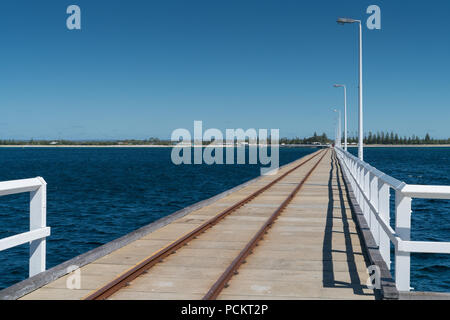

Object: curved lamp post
[333,84,347,151]
[337,17,363,160]
[333,108,342,148]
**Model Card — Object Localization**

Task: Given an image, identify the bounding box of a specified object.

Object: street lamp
[333,109,341,148]
[333,84,347,151]
[337,17,364,160]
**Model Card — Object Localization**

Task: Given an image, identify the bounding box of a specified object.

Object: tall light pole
[333,84,347,151]
[337,17,363,160]
[333,109,341,148]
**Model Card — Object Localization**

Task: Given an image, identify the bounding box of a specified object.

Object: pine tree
[368,131,373,144]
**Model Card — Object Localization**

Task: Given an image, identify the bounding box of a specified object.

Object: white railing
[335,147,450,292]
[0,177,50,277]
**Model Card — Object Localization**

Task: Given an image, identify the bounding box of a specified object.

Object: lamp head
[337,17,359,25]
[333,84,343,88]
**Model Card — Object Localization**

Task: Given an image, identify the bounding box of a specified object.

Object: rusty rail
[84,149,326,300]
[202,149,327,299]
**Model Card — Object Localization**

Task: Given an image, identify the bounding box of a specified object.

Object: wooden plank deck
[20,149,374,300]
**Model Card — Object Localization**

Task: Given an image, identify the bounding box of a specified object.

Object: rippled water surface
[348,147,450,292]
[0,147,316,290]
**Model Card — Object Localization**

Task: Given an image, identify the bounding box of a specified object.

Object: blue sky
[0,0,449,140]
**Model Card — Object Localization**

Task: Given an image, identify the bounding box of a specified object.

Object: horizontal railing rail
[335,147,450,292]
[0,177,50,277]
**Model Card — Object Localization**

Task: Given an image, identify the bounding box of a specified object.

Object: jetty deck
[18,149,375,300]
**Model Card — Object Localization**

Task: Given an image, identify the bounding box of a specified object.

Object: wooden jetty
[4,149,380,300]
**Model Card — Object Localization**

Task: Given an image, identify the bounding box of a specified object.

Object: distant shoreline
[0,145,173,148]
[1,144,450,148]
[354,144,450,148]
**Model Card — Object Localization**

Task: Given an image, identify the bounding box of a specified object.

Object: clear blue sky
[0,0,449,140]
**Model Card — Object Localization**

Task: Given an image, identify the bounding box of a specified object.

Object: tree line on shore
[0,138,172,146]
[280,131,450,145]
[279,132,331,145]
[349,131,450,145]
[0,132,448,145]
[0,134,332,145]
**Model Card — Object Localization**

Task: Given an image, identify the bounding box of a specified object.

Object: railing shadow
[322,151,371,296]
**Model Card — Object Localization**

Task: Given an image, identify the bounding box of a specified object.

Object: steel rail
[84,149,326,300]
[203,149,327,299]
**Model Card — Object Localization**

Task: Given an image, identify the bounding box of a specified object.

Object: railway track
[84,148,328,300]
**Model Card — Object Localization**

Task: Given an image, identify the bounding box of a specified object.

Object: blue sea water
[348,147,450,292]
[0,147,448,293]
[0,147,316,290]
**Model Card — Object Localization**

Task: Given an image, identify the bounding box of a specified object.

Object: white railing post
[378,181,391,268]
[363,168,370,223]
[351,161,355,190]
[359,166,364,205]
[395,190,412,291]
[354,163,358,198]
[29,177,47,277]
[369,173,380,246]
